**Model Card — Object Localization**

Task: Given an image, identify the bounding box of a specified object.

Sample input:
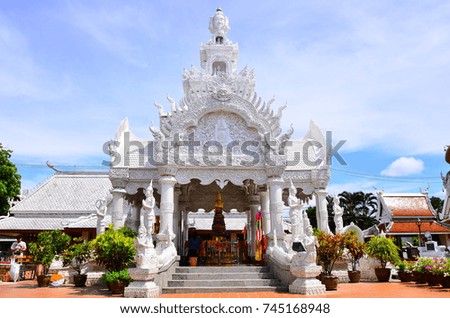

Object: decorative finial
[46,161,61,173]
[214,192,224,209]
[209,8,230,39]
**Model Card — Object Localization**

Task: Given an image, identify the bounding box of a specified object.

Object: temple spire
[208,7,230,44]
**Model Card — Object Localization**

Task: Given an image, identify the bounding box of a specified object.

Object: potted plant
[90,225,136,294]
[343,231,365,283]
[28,230,71,287]
[316,231,347,290]
[395,260,413,282]
[365,236,400,282]
[441,258,450,288]
[428,257,446,286]
[411,257,430,284]
[62,237,92,287]
[103,269,133,294]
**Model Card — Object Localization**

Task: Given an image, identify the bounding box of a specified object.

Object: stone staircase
[162,265,286,294]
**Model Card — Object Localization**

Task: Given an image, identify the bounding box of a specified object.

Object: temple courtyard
[1,279,449,298]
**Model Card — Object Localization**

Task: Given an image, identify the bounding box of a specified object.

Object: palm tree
[357,192,378,228]
[306,191,378,231]
[336,191,378,230]
[430,196,443,215]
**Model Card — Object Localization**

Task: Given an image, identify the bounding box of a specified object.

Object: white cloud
[244,2,450,155]
[381,157,424,177]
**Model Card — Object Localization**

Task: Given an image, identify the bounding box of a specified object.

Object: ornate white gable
[109,8,330,192]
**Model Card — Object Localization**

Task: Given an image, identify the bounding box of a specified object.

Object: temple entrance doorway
[180,179,265,266]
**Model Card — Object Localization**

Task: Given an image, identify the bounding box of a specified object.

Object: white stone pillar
[183,210,189,242]
[267,177,285,244]
[259,190,271,236]
[315,189,330,233]
[247,195,260,260]
[157,175,177,243]
[130,203,140,232]
[111,188,127,229]
[173,187,181,252]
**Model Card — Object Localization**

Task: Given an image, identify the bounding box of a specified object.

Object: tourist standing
[10,235,26,257]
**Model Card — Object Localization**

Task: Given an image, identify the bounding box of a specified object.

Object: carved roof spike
[273,127,282,138]
[267,95,276,109]
[250,92,258,105]
[255,96,262,110]
[149,121,162,138]
[259,101,268,115]
[154,101,167,117]
[275,103,287,119]
[282,124,295,140]
[190,64,199,75]
[167,95,178,113]
[180,98,188,111]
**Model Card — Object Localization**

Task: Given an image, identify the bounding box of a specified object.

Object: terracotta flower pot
[348,270,361,283]
[107,281,126,294]
[412,271,427,284]
[322,275,339,290]
[440,276,450,288]
[425,273,442,286]
[374,268,391,282]
[73,274,88,287]
[397,271,413,282]
[36,275,51,287]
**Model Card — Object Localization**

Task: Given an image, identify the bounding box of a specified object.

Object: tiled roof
[11,172,112,215]
[0,214,113,231]
[66,215,112,229]
[382,194,434,218]
[388,221,450,234]
[0,217,80,230]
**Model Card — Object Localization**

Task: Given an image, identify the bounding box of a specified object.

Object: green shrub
[28,230,71,275]
[103,269,132,285]
[62,237,92,275]
[365,236,400,269]
[90,225,136,272]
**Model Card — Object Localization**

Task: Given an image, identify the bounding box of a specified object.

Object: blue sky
[1,0,449,198]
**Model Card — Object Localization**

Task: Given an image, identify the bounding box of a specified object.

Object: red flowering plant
[412,257,433,273]
[343,231,365,272]
[429,257,447,276]
[316,231,347,276]
[443,259,450,278]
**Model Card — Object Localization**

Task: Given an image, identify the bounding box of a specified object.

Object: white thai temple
[0,10,331,293]
[105,8,330,265]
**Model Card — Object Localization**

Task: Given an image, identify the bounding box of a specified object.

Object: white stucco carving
[107,10,332,293]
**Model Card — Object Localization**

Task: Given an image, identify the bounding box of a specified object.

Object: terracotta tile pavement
[1,279,450,298]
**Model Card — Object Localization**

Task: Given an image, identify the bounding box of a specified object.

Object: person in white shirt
[10,235,27,257]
